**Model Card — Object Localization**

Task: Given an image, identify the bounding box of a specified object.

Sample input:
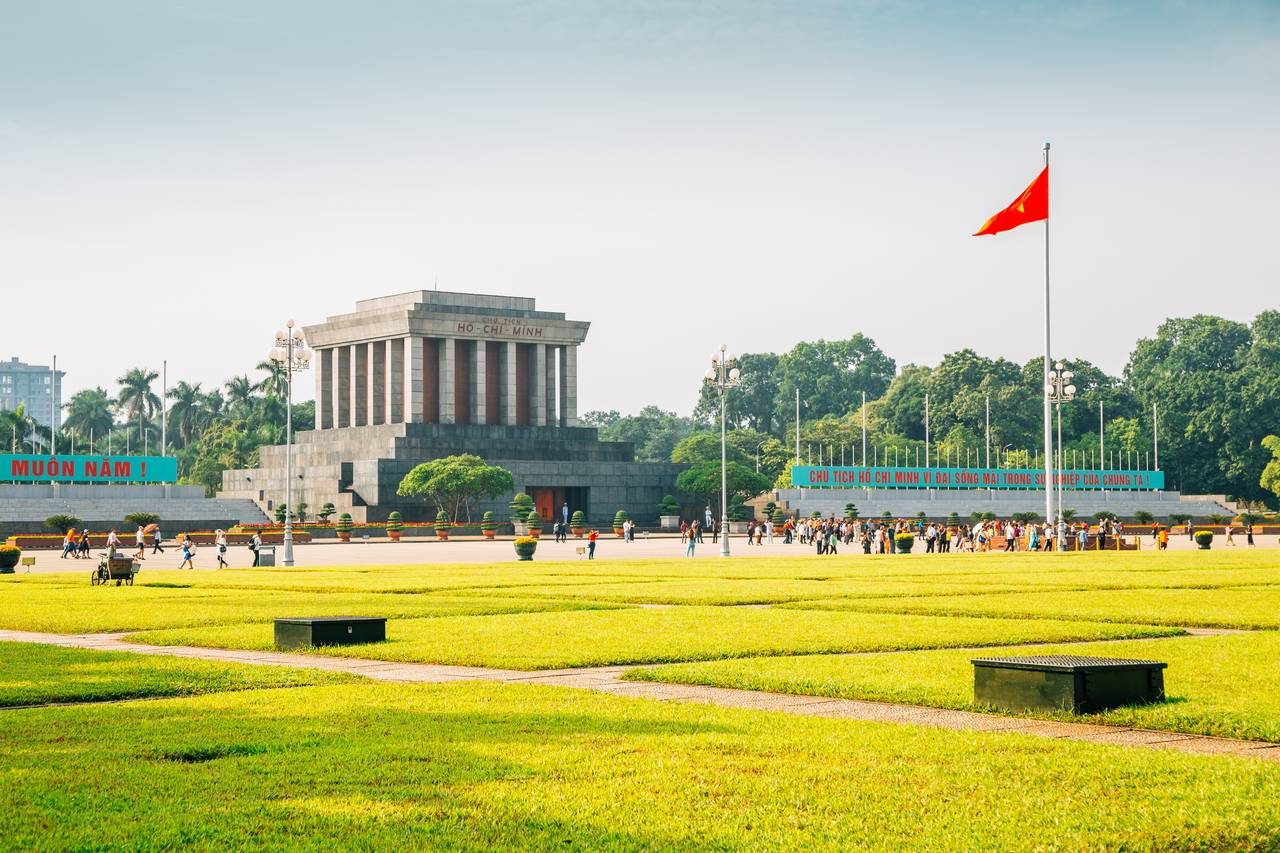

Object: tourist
[1097,522,1107,551]
[250,529,262,566]
[704,505,713,532]
[1224,523,1235,546]
[695,519,704,544]
[1004,520,1016,552]
[561,502,569,529]
[587,528,598,559]
[105,529,121,559]
[134,526,147,560]
[77,528,91,558]
[679,520,688,544]
[1028,523,1040,552]
[215,529,229,568]
[686,521,697,557]
[179,535,195,569]
[1157,526,1169,550]
[1077,524,1089,551]
[152,527,164,554]
[61,528,76,559]
[1246,521,1255,547]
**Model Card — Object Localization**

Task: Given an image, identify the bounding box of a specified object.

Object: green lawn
[0,642,353,707]
[128,607,1181,669]
[782,585,1280,628]
[3,680,1280,850]
[627,632,1280,743]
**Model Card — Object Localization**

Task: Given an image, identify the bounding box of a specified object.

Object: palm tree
[224,375,257,416]
[255,359,288,401]
[62,388,116,450]
[116,367,161,437]
[166,381,204,448]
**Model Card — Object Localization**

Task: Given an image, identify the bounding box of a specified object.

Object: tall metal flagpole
[984,396,990,468]
[1042,142,1054,529]
[861,391,867,467]
[1153,403,1159,470]
[51,355,57,453]
[794,388,800,462]
[161,360,167,456]
[924,393,930,467]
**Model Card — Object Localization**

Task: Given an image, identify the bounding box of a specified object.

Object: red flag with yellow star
[973,166,1048,236]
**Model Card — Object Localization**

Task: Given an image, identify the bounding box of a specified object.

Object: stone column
[503,341,518,425]
[531,343,547,427]
[559,345,578,426]
[370,341,385,425]
[318,348,333,429]
[544,345,557,426]
[352,344,367,426]
[335,346,351,428]
[438,337,456,424]
[406,336,424,423]
[471,341,486,425]
[384,340,398,424]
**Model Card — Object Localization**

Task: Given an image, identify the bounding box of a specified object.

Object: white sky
[2,1,1277,415]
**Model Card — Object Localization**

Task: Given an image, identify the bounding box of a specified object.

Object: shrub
[771,508,787,526]
[570,510,586,528]
[480,511,497,532]
[843,503,859,521]
[810,511,823,520]
[509,493,535,524]
[1206,513,1228,525]
[881,510,893,520]
[295,502,308,523]
[336,513,353,534]
[274,504,288,524]
[657,495,679,516]
[318,503,336,523]
[0,544,21,570]
[1133,510,1154,525]
[123,511,160,528]
[1169,513,1191,527]
[527,510,543,531]
[43,514,81,533]
[436,509,451,530]
[728,501,752,522]
[946,512,960,526]
[613,509,628,529]
[386,511,403,533]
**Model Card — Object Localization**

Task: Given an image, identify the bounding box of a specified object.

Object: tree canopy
[396,454,515,522]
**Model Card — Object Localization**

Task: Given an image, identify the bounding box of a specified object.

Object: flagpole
[1042,141,1054,534]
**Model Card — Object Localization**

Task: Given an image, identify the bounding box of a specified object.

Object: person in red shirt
[587,529,598,560]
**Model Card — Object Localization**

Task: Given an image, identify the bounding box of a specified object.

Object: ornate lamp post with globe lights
[270,321,311,566]
[704,345,740,557]
[1046,361,1076,551]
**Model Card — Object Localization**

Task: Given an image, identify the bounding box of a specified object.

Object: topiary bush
[527,510,543,534]
[336,513,353,536]
[480,511,497,532]
[509,493,535,525]
[613,510,628,530]
[386,511,403,533]
[771,508,786,526]
[43,514,81,533]
[657,495,679,516]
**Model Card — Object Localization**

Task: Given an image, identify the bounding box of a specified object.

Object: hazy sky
[3,1,1277,416]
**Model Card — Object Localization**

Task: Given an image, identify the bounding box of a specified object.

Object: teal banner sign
[2,454,178,484]
[791,465,1164,491]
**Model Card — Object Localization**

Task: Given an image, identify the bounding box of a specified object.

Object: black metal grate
[972,655,1167,672]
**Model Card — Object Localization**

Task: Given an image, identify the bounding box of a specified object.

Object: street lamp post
[1046,361,1076,551]
[270,321,312,567]
[704,345,740,557]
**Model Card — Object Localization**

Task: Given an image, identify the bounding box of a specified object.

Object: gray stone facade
[220,291,685,525]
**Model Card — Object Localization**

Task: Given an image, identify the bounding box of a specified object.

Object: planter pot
[613,527,625,538]
[337,532,351,542]
[529,529,541,539]
[514,543,537,561]
[571,527,586,538]
[729,521,750,534]
[437,531,450,541]
[513,523,528,537]
[388,530,402,542]
[482,529,496,540]
[1197,542,1211,550]
[0,567,13,574]
[659,515,680,531]
[895,541,914,554]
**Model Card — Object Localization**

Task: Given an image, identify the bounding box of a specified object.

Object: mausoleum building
[219,290,684,525]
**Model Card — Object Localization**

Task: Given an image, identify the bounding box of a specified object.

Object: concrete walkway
[3,629,1277,763]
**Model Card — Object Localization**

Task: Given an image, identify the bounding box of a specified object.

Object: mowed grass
[128,607,1181,670]
[0,642,353,707]
[627,632,1280,743]
[3,680,1280,850]
[782,585,1280,629]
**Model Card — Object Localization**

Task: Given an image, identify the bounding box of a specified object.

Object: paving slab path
[4,629,1277,762]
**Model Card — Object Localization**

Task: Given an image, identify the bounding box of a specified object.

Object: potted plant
[513,535,538,561]
[657,495,680,531]
[480,511,497,540]
[894,531,915,554]
[527,510,543,539]
[318,503,336,524]
[386,511,404,542]
[613,509,628,538]
[0,544,20,573]
[435,510,451,541]
[510,493,535,534]
[771,508,787,527]
[336,513,353,542]
[843,503,859,521]
[946,512,960,527]
[570,509,587,538]
[1194,530,1214,550]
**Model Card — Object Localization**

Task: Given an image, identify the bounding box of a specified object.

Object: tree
[44,514,81,533]
[773,335,895,429]
[255,359,289,401]
[318,503,337,523]
[584,406,700,462]
[124,512,160,527]
[116,367,161,433]
[1261,435,1280,505]
[166,381,206,449]
[396,455,515,522]
[671,428,789,482]
[693,352,781,434]
[224,375,257,417]
[62,388,116,449]
[674,460,771,508]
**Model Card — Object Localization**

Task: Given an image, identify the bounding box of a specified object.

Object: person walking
[587,528,598,560]
[686,521,698,557]
[215,529,229,568]
[1157,526,1169,551]
[1225,523,1236,546]
[1246,522,1255,547]
[134,526,147,560]
[61,528,76,559]
[152,527,165,555]
[77,528,91,558]
[179,535,195,569]
[250,530,262,566]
